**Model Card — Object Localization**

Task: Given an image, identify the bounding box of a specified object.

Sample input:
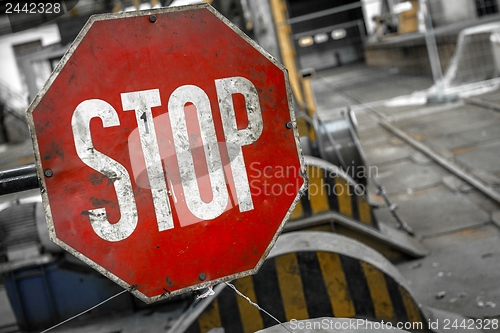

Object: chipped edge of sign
[25,2,307,304]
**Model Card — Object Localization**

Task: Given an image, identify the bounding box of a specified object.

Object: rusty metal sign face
[26,3,306,303]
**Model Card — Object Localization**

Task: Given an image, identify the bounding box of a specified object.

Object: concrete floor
[312,64,500,321]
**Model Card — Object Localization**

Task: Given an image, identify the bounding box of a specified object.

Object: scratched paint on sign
[27,3,306,303]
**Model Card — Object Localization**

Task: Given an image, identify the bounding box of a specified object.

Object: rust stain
[452,146,477,155]
[44,142,65,161]
[19,155,35,164]
[89,173,104,185]
[90,196,113,207]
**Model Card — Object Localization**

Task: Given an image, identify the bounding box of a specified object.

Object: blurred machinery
[0,201,58,266]
[0,198,192,331]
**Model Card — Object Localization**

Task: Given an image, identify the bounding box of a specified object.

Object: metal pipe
[0,164,39,195]
[464,97,500,113]
[286,2,362,25]
[0,164,36,178]
[379,120,500,205]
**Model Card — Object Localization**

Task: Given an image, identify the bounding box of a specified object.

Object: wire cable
[39,290,128,333]
[225,282,293,333]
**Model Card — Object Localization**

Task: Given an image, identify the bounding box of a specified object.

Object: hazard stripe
[188,252,426,332]
[275,253,309,321]
[296,251,334,318]
[197,298,221,333]
[335,177,353,217]
[299,190,313,218]
[297,118,311,139]
[316,251,356,318]
[358,195,373,226]
[252,257,286,326]
[290,200,304,220]
[233,277,264,333]
[351,184,360,221]
[386,275,411,323]
[360,262,396,322]
[218,286,244,333]
[399,286,423,323]
[308,166,330,214]
[112,1,121,12]
[289,165,378,229]
[341,255,376,318]
[324,173,340,213]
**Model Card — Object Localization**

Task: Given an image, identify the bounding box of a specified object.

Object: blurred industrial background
[2,0,500,332]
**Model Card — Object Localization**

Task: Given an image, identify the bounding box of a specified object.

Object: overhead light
[314,33,329,44]
[393,1,413,14]
[298,36,314,47]
[331,29,347,40]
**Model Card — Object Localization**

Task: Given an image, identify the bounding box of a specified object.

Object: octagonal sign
[27,3,306,303]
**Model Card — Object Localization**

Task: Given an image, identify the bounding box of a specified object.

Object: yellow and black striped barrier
[169,232,465,333]
[286,156,427,261]
[186,255,422,333]
[290,164,376,227]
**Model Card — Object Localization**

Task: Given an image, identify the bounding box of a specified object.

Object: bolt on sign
[26,3,306,303]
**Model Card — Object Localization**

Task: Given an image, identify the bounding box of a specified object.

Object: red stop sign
[27,3,305,303]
